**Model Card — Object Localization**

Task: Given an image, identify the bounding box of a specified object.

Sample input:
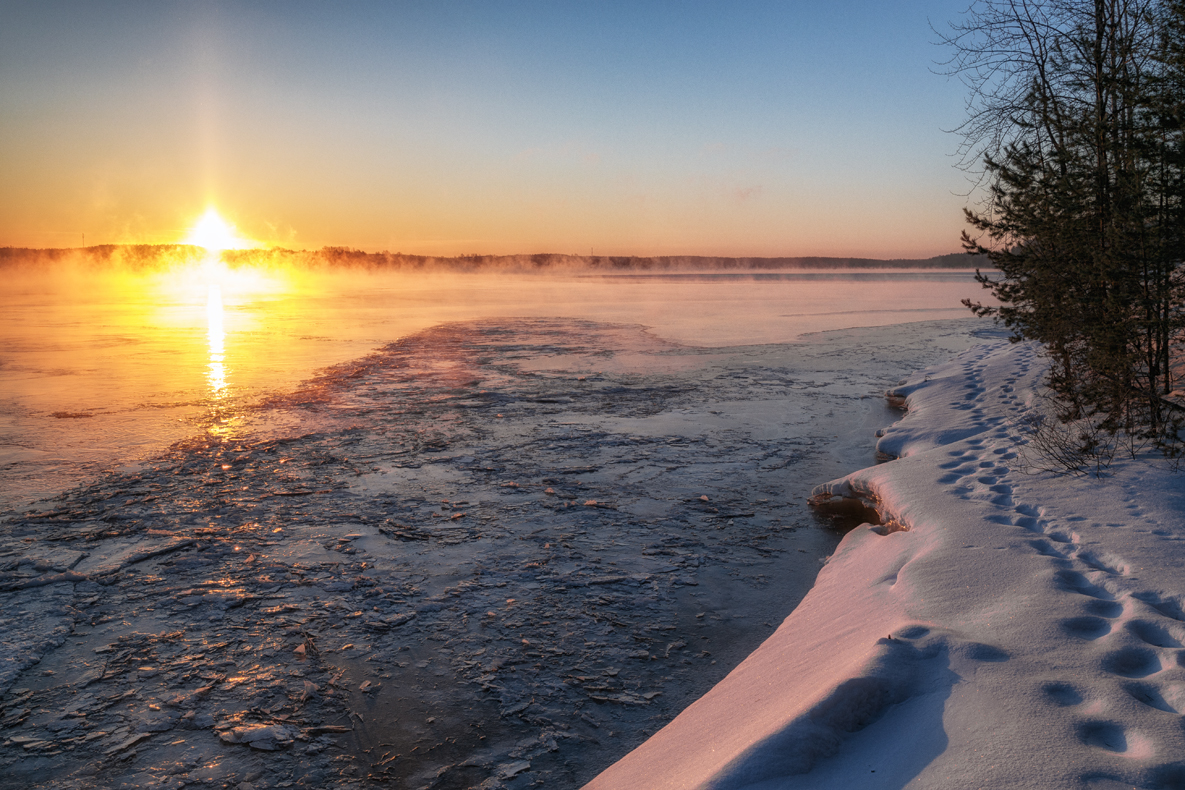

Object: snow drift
[588,339,1185,789]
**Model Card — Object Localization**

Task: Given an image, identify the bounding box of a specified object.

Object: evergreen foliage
[944,0,1185,460]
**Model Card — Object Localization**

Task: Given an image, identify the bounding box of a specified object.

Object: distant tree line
[0,246,986,272]
[0,244,209,269]
[303,250,984,271]
[948,0,1185,465]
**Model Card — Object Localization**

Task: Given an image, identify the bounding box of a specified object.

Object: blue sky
[1,1,983,256]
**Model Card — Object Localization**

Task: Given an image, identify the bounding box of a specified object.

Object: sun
[183,208,257,252]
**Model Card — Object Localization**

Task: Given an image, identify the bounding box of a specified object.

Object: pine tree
[946,0,1185,465]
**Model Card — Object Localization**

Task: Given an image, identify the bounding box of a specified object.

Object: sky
[0,1,984,258]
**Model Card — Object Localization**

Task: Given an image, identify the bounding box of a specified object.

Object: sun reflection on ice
[204,281,241,439]
[206,283,227,398]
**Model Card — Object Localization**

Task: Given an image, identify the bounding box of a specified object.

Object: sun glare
[183,208,257,252]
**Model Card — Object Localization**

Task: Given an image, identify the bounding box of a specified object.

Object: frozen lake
[0,259,1000,788]
[1,263,991,510]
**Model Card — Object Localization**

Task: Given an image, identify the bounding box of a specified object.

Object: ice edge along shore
[589,339,1185,790]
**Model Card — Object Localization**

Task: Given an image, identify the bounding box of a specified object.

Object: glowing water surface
[0,264,993,509]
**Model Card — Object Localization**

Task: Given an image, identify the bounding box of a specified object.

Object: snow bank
[587,340,1185,789]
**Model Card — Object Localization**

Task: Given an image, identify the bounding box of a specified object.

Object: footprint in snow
[1122,681,1185,714]
[1043,681,1085,707]
[1101,645,1162,679]
[1123,619,1183,649]
[1055,569,1117,601]
[1059,615,1112,640]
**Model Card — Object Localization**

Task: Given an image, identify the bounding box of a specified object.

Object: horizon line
[0,244,977,263]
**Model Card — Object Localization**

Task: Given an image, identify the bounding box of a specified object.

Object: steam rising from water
[0,246,996,509]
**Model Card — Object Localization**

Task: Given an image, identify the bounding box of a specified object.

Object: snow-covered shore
[588,339,1185,789]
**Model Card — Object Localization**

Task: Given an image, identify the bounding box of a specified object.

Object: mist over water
[0,260,993,510]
